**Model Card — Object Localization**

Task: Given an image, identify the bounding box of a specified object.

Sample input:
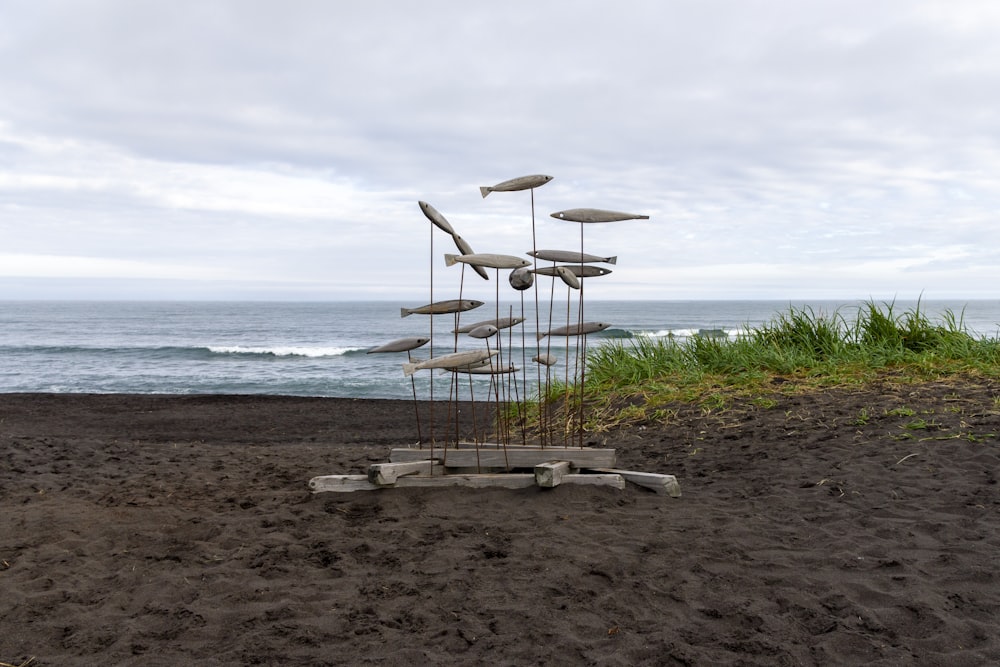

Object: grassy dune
[549,300,1000,431]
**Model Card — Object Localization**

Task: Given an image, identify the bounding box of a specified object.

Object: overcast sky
[1,0,998,301]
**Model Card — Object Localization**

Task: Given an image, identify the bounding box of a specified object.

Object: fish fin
[536,332,546,341]
[401,308,411,318]
[608,256,617,265]
[444,254,457,267]
[474,266,490,280]
[402,362,417,376]
[479,186,491,198]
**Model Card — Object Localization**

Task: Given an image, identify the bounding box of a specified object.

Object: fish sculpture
[533,353,558,366]
[528,249,617,265]
[451,234,489,280]
[418,201,456,235]
[508,267,534,290]
[444,253,531,270]
[537,321,612,341]
[553,266,580,290]
[453,316,525,333]
[550,208,649,223]
[403,349,498,376]
[366,337,430,354]
[480,174,553,198]
[532,265,612,278]
[401,299,483,318]
[468,324,499,339]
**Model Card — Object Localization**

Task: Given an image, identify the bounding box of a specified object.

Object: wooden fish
[403,349,497,376]
[528,249,617,265]
[366,337,430,354]
[401,299,483,318]
[537,321,612,341]
[418,201,456,234]
[453,317,525,333]
[480,174,553,198]
[451,234,490,281]
[533,353,558,367]
[532,265,612,278]
[550,208,649,223]
[554,266,580,290]
[444,253,530,270]
[468,324,499,339]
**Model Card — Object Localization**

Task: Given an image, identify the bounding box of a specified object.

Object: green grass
[534,299,1000,431]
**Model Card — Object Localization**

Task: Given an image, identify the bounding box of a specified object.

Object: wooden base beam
[389,446,615,469]
[368,460,440,485]
[588,468,681,497]
[308,472,626,493]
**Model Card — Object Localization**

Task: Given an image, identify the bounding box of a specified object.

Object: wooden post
[535,460,571,488]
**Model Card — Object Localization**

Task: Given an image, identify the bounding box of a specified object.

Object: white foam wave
[209,345,360,358]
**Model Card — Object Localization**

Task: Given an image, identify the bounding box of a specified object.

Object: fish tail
[402,362,417,376]
[444,254,457,267]
[400,308,411,318]
[479,186,491,198]
[608,256,618,265]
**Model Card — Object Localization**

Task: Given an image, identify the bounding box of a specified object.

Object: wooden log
[588,468,681,497]
[535,461,572,488]
[309,472,626,493]
[368,460,440,485]
[389,447,615,469]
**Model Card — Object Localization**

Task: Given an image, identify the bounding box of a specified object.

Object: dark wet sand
[2,383,999,665]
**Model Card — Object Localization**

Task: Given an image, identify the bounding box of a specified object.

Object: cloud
[1,1,999,300]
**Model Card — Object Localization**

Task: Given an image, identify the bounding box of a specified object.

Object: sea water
[2,300,999,399]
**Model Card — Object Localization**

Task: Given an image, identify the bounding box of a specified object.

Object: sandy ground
[2,382,999,665]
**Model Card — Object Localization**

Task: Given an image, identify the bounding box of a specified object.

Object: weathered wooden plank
[368,460,440,485]
[309,474,378,493]
[562,474,626,490]
[389,447,615,469]
[535,460,572,488]
[309,472,627,492]
[588,468,681,497]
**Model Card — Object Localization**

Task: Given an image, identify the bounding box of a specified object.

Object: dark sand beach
[2,382,999,665]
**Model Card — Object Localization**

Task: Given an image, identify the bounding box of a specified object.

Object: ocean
[2,299,999,399]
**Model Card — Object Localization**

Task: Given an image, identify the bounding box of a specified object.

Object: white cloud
[1,1,999,300]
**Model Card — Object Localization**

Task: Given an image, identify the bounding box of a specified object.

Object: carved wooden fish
[533,353,558,366]
[400,299,483,318]
[453,316,525,333]
[444,253,531,270]
[480,174,553,198]
[554,266,580,290]
[550,208,649,223]
[450,234,490,281]
[366,337,430,354]
[537,321,612,341]
[468,324,499,339]
[418,201,456,234]
[528,249,617,265]
[532,265,612,278]
[403,349,497,376]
